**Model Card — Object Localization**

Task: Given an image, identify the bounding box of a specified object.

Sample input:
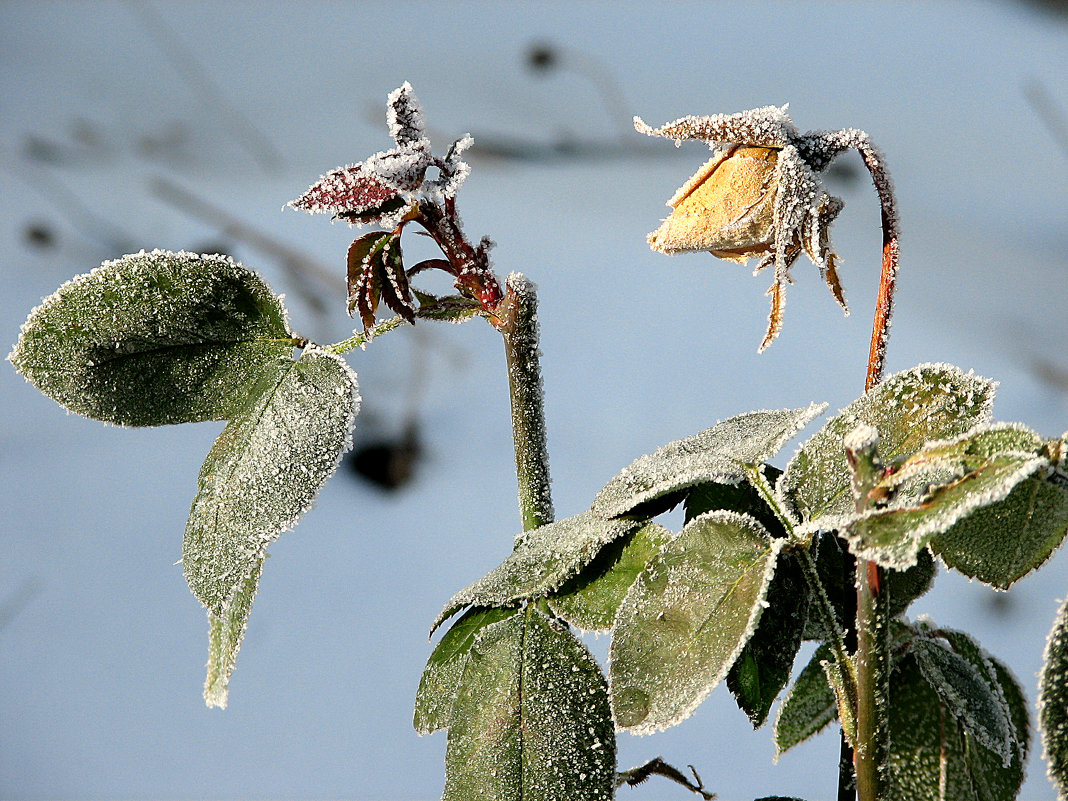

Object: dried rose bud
[648,144,779,262]
[637,107,867,352]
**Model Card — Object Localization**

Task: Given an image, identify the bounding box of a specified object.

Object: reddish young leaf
[376,235,415,324]
[346,231,414,330]
[347,233,389,328]
[291,164,403,222]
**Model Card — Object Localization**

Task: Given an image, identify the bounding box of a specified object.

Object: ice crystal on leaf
[779,363,997,529]
[431,511,639,634]
[888,622,1030,801]
[637,106,896,350]
[414,606,519,735]
[442,608,616,801]
[289,82,471,225]
[609,510,780,734]
[844,424,1052,570]
[1040,597,1068,800]
[8,250,293,426]
[593,404,827,519]
[289,163,405,224]
[386,81,427,147]
[773,642,838,757]
[204,556,263,709]
[183,347,360,616]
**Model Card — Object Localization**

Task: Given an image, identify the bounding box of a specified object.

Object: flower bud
[648,145,779,262]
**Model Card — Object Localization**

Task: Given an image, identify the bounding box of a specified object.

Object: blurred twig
[5,160,138,252]
[1025,79,1068,157]
[123,0,284,173]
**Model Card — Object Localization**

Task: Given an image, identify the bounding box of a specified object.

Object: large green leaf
[779,364,996,526]
[1040,596,1068,800]
[911,632,1013,763]
[593,405,825,519]
[773,644,837,756]
[726,550,809,728]
[933,467,1068,589]
[183,347,359,615]
[431,511,638,633]
[847,453,1047,570]
[609,511,778,733]
[887,648,1028,801]
[414,606,518,735]
[8,250,293,425]
[442,608,616,801]
[203,555,264,709]
[547,522,672,632]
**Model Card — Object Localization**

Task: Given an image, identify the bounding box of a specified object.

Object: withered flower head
[637,106,859,351]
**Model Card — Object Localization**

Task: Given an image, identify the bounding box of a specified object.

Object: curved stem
[854,140,900,393]
[500,274,554,531]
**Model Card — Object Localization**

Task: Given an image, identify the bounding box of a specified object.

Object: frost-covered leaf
[634,106,797,150]
[820,650,859,748]
[412,291,483,324]
[432,511,638,634]
[183,348,359,615]
[548,522,672,632]
[841,425,1051,569]
[684,466,787,536]
[773,643,837,756]
[433,134,474,198]
[887,649,1028,801]
[386,81,427,147]
[288,163,404,223]
[414,606,518,735]
[933,464,1068,589]
[801,533,936,640]
[203,555,263,709]
[594,405,826,519]
[609,511,778,733]
[442,608,615,801]
[911,633,1013,763]
[347,229,414,331]
[8,250,292,426]
[727,549,809,727]
[779,364,997,525]
[1040,596,1068,800]
[847,452,1047,570]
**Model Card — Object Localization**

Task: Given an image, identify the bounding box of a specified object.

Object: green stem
[325,315,409,355]
[854,560,890,801]
[500,274,553,532]
[845,427,891,801]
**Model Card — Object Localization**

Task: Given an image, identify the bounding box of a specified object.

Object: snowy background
[3,1,1068,799]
